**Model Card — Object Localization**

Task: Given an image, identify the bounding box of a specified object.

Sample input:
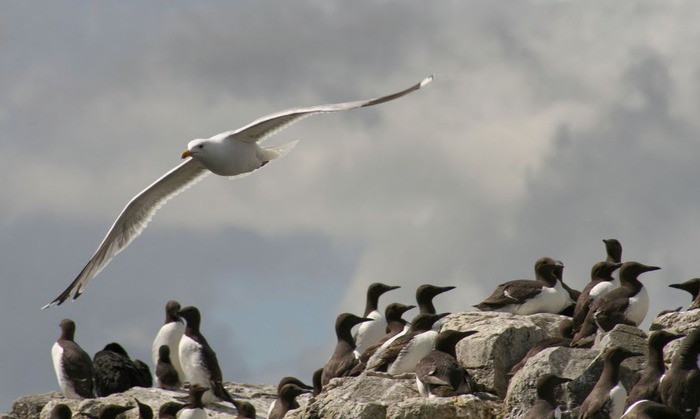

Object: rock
[650,309,700,335]
[441,311,570,397]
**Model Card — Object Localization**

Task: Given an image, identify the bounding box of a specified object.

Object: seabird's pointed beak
[645,265,662,273]
[669,283,687,290]
[181,149,191,159]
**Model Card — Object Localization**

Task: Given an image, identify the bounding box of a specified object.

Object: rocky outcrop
[5,310,695,419]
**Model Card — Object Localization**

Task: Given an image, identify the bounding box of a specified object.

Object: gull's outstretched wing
[43,158,209,308]
[218,75,433,144]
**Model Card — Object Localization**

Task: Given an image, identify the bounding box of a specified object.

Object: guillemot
[155,344,181,390]
[572,262,660,347]
[158,401,185,419]
[572,261,622,334]
[268,383,312,419]
[87,404,134,419]
[178,384,208,419]
[415,329,477,397]
[604,239,623,263]
[621,400,683,419]
[523,374,571,419]
[134,398,154,419]
[321,313,372,387]
[178,306,236,406]
[266,376,313,417]
[658,328,700,419]
[474,257,571,315]
[152,300,185,387]
[626,330,683,407]
[353,283,400,354]
[51,318,94,399]
[92,342,151,397]
[508,318,573,376]
[357,302,416,369]
[579,346,642,419]
[311,368,323,396]
[231,399,256,419]
[554,260,581,316]
[668,278,700,311]
[49,404,72,419]
[370,312,449,374]
[416,284,455,315]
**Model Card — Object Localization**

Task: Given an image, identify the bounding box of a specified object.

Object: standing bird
[93,342,151,397]
[415,329,477,397]
[579,346,642,419]
[49,404,72,419]
[626,330,683,406]
[572,262,660,347]
[353,283,401,355]
[358,303,416,369]
[155,345,180,390]
[178,306,236,405]
[266,376,313,418]
[152,300,185,387]
[508,318,573,376]
[523,374,571,419]
[42,75,434,308]
[668,278,700,311]
[370,313,449,374]
[178,384,209,419]
[572,261,623,333]
[268,383,312,419]
[321,313,372,387]
[603,239,623,263]
[474,257,571,315]
[51,319,94,399]
[658,328,700,419]
[157,402,185,419]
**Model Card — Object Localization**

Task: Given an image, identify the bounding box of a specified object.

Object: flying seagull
[44,75,433,308]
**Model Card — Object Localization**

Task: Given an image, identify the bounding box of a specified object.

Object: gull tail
[261,139,299,162]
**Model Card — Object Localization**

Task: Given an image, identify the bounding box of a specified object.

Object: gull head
[182,138,208,159]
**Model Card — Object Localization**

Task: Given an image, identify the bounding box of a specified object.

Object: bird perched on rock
[579,346,642,419]
[523,374,571,419]
[178,306,236,405]
[152,300,185,387]
[659,328,700,419]
[157,401,185,419]
[572,262,660,347]
[354,283,400,355]
[268,383,312,419]
[86,404,134,419]
[155,345,180,390]
[311,368,323,397]
[93,342,151,397]
[572,261,623,334]
[231,399,256,419]
[51,318,94,399]
[415,329,477,397]
[135,399,154,419]
[49,404,72,419]
[266,376,313,417]
[668,278,700,311]
[356,302,416,371]
[626,330,683,407]
[508,318,573,376]
[43,75,433,308]
[321,313,372,387]
[474,257,571,315]
[178,384,209,419]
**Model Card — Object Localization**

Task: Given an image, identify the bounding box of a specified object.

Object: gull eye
[198,144,204,149]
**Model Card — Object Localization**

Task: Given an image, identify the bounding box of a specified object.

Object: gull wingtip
[420,74,435,87]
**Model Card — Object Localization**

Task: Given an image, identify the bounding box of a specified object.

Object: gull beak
[181,149,191,159]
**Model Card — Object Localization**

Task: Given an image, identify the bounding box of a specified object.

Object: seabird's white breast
[388,330,438,375]
[609,382,627,419]
[589,279,619,300]
[152,320,185,382]
[354,310,385,354]
[509,280,570,315]
[626,286,649,326]
[366,328,408,370]
[178,407,207,419]
[51,342,82,399]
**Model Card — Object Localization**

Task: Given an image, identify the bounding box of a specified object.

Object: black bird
[267,376,313,416]
[572,262,660,347]
[357,303,416,369]
[311,367,323,397]
[321,313,372,387]
[155,344,180,390]
[523,374,571,419]
[658,328,700,419]
[508,318,573,376]
[135,398,154,419]
[415,329,477,397]
[178,306,236,406]
[416,284,456,314]
[93,342,151,397]
[354,283,401,354]
[51,319,94,399]
[603,239,623,263]
[572,261,623,333]
[231,399,256,419]
[579,346,642,419]
[157,401,184,419]
[668,278,700,311]
[474,257,571,315]
[49,404,72,419]
[621,400,683,419]
[268,383,312,419]
[626,330,683,407]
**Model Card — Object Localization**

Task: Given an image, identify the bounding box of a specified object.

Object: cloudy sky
[3,0,700,409]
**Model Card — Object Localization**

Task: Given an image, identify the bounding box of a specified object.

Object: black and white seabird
[178,306,236,405]
[268,383,312,419]
[554,260,581,317]
[415,329,477,397]
[579,346,642,419]
[266,376,313,417]
[321,313,372,387]
[311,367,323,397]
[416,284,456,315]
[572,261,623,334]
[626,330,683,407]
[155,344,180,390]
[357,302,416,370]
[604,239,623,264]
[178,384,208,419]
[231,399,256,419]
[523,373,571,419]
[152,300,185,388]
[508,318,573,376]
[158,401,185,419]
[49,404,72,419]
[353,283,401,355]
[658,328,700,419]
[51,318,94,399]
[572,262,660,347]
[92,342,151,397]
[474,257,571,315]
[668,278,700,311]
[370,312,449,374]
[621,400,683,419]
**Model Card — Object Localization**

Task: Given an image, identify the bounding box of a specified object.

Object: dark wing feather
[61,342,94,398]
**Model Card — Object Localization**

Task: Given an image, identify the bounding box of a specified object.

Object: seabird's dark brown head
[276,376,312,394]
[434,329,477,356]
[364,283,400,314]
[590,261,623,281]
[231,399,256,419]
[58,318,76,342]
[603,238,623,263]
[535,373,571,401]
[187,384,209,407]
[409,312,450,332]
[649,330,684,350]
[669,278,700,299]
[385,303,416,323]
[416,284,456,314]
[164,300,182,323]
[158,401,184,419]
[49,404,72,419]
[619,262,661,286]
[177,306,202,332]
[534,257,564,286]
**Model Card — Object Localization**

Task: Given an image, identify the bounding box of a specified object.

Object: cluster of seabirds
[48,238,700,419]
